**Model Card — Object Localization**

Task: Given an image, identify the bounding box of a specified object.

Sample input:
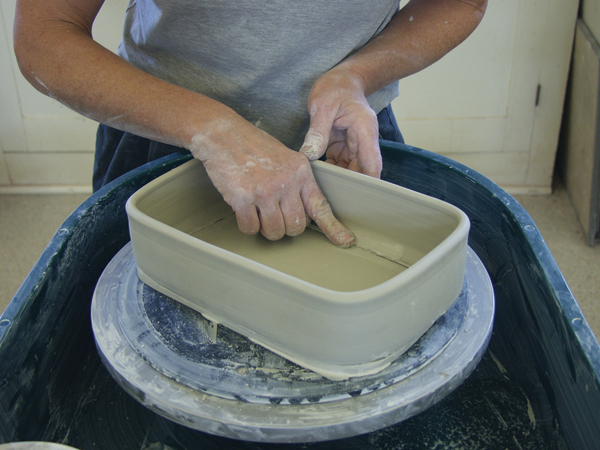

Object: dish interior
[135,161,461,292]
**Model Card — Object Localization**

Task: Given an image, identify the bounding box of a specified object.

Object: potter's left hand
[299,67,382,178]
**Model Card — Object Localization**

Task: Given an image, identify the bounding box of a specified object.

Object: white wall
[581,0,600,43]
[0,0,128,192]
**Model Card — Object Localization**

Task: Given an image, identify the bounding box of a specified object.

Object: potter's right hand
[189,115,355,247]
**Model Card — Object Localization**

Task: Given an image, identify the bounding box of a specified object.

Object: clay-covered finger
[355,131,382,178]
[301,182,354,247]
[299,105,336,161]
[280,195,307,237]
[344,112,382,178]
[256,203,286,241]
[234,204,261,235]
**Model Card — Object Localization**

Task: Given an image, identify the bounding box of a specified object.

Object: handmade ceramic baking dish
[126,159,470,380]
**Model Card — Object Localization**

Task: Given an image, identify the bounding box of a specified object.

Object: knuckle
[286,216,306,237]
[293,155,312,174]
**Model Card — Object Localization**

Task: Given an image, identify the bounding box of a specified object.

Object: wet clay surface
[190,213,407,292]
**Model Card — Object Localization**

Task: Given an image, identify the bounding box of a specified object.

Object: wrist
[320,64,369,98]
[183,102,242,161]
[331,63,369,95]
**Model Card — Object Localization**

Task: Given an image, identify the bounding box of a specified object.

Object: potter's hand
[190,116,355,247]
[299,68,382,178]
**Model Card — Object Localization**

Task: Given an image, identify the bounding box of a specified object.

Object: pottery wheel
[91,243,494,443]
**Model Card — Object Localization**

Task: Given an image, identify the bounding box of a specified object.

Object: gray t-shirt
[119,1,400,149]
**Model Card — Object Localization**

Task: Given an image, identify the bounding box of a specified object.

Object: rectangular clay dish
[126,159,470,380]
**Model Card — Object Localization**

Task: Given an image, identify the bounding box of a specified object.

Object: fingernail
[300,144,319,160]
[301,130,324,160]
[338,230,355,248]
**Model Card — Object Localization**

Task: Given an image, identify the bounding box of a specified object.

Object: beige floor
[0,180,599,343]
[0,193,90,311]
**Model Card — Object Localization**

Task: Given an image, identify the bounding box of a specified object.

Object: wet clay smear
[190,214,407,292]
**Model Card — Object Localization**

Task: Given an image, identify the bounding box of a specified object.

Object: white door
[392,0,579,193]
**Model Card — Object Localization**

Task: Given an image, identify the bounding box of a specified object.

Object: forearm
[14,0,356,246]
[13,0,236,151]
[337,0,487,96]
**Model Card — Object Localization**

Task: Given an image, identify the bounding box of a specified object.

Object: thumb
[299,107,335,161]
